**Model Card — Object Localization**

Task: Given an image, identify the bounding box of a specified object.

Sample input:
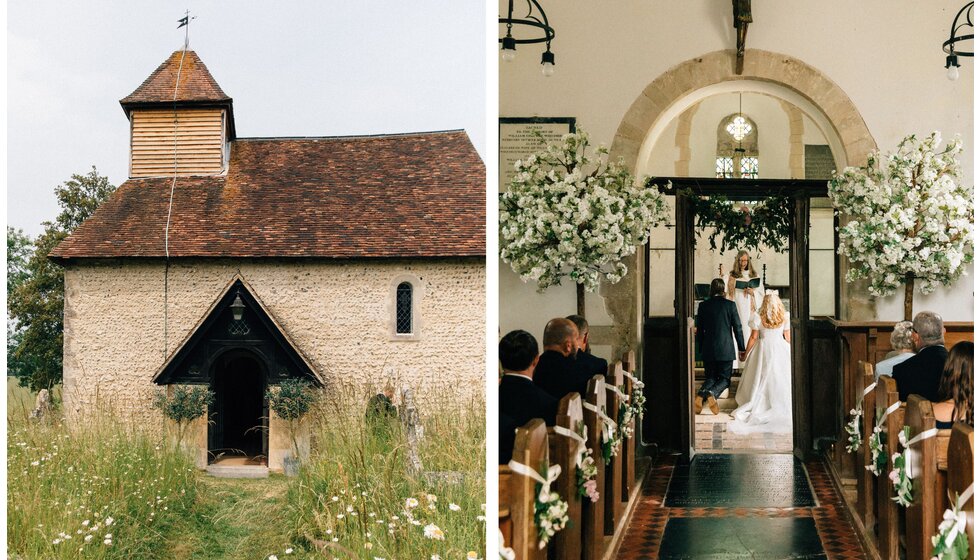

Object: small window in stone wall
[396,282,413,334]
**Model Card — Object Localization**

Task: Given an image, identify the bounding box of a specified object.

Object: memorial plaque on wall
[499,117,575,192]
[804,144,836,179]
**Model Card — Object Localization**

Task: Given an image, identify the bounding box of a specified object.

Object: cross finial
[177,9,196,49]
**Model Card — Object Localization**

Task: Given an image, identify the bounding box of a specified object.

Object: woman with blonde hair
[722,249,764,369]
[934,341,973,428]
[729,290,792,433]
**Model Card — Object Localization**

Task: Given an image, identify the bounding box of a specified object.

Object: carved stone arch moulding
[600,48,878,356]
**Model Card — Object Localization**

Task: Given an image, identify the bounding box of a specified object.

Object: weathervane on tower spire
[177,9,196,49]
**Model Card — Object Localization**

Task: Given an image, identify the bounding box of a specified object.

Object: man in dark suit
[499,330,558,464]
[534,318,591,399]
[566,314,609,380]
[892,311,947,402]
[695,278,746,415]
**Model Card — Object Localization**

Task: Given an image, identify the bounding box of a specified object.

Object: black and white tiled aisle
[616,454,867,559]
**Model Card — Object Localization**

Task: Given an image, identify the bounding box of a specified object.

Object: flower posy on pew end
[931,492,970,560]
[499,129,669,293]
[845,406,862,453]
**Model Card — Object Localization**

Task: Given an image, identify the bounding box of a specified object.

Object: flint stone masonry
[62,258,485,470]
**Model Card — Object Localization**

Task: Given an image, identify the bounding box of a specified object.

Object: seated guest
[875,321,915,379]
[499,412,519,465]
[934,341,973,428]
[566,314,609,379]
[499,330,559,464]
[892,311,948,402]
[534,318,590,399]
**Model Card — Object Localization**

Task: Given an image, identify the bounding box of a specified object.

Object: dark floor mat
[665,453,816,508]
[658,517,826,559]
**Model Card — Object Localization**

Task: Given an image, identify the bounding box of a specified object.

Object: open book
[735,277,761,290]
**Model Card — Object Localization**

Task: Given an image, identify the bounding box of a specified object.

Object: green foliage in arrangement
[7,384,199,559]
[8,167,116,391]
[681,189,793,254]
[266,378,318,459]
[152,386,214,450]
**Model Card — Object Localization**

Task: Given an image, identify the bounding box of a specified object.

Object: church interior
[497,2,974,559]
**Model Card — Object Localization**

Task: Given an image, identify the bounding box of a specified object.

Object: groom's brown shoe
[694,395,704,414]
[707,395,720,415]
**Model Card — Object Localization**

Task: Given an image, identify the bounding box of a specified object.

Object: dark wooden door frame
[650,177,828,458]
[207,347,270,463]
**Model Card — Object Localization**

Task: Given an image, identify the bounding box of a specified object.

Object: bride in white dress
[729,290,792,434]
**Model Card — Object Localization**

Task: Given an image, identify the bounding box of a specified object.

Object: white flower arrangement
[499,130,670,293]
[828,132,974,299]
[889,426,914,507]
[534,488,569,550]
[845,406,862,454]
[576,444,600,503]
[930,492,971,560]
[618,401,635,440]
[866,422,886,476]
[630,380,646,421]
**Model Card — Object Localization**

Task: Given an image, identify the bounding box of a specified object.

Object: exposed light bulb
[947,64,960,81]
[502,48,516,62]
[502,36,517,62]
[540,50,555,77]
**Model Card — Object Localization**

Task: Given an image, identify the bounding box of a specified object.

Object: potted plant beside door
[266,378,317,476]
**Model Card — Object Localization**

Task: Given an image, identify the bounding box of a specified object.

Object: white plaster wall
[500,1,973,323]
[62,258,485,469]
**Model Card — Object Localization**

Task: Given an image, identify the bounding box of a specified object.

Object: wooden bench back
[855,361,876,531]
[604,361,624,535]
[621,350,636,503]
[948,423,974,556]
[905,395,952,560]
[582,375,606,560]
[875,375,906,560]
[509,419,549,560]
[547,393,583,560]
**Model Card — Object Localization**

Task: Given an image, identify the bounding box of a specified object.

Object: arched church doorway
[209,350,268,464]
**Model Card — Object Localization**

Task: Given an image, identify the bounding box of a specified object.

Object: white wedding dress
[729,312,792,434]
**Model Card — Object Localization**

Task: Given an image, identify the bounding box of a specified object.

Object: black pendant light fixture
[944,2,974,81]
[499,0,557,76]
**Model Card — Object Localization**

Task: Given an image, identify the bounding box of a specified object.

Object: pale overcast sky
[7,2,487,235]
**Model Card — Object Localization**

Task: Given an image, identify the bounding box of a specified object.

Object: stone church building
[50,50,486,471]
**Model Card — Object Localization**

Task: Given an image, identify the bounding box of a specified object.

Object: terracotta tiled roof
[120,50,230,106]
[50,131,486,260]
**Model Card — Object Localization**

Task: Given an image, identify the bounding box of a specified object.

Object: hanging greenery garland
[679,189,793,253]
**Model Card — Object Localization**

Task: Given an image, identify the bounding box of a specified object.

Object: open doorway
[209,351,268,465]
[692,237,793,453]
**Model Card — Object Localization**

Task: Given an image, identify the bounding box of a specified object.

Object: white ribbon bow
[583,402,618,443]
[552,425,587,468]
[901,427,939,477]
[507,460,562,503]
[942,483,974,548]
[624,371,643,388]
[605,382,629,402]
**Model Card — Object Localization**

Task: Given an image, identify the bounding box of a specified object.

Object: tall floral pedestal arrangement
[829,132,973,320]
[499,130,669,317]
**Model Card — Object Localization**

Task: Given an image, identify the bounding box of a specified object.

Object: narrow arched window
[716,112,759,179]
[396,282,413,334]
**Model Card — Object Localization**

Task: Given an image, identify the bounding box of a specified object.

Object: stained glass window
[716,157,735,179]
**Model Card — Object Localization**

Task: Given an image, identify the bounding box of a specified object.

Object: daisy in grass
[423,523,445,540]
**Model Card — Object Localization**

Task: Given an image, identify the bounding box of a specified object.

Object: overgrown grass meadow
[7,379,487,559]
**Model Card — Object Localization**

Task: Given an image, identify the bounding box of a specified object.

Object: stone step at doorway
[692,374,793,453]
[206,456,270,479]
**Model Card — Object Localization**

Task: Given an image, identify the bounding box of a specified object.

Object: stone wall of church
[61,258,485,470]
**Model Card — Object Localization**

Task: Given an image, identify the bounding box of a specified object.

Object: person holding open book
[722,249,764,369]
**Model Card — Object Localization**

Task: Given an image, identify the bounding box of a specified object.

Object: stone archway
[598,49,879,360]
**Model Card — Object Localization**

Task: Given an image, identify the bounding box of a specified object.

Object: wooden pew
[947,423,973,555]
[855,361,877,534]
[501,419,549,560]
[499,466,514,551]
[904,395,953,560]
[875,376,906,560]
[547,394,584,560]
[582,375,606,560]
[621,350,637,504]
[604,362,624,535]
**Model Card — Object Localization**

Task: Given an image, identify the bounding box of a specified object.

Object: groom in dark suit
[695,278,746,415]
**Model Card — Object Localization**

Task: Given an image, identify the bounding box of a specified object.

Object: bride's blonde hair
[759,291,786,329]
